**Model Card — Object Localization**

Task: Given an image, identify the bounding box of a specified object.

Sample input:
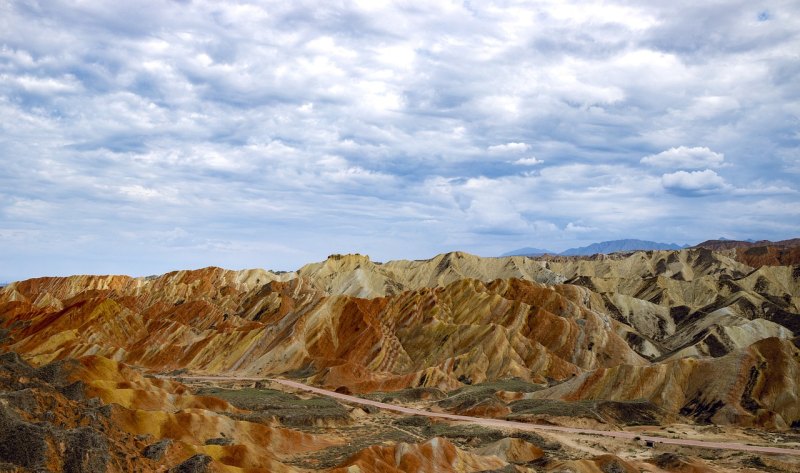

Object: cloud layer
[1,0,799,280]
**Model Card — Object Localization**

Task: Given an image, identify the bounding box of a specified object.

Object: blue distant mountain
[560,239,686,256]
[501,247,557,257]
[504,239,687,258]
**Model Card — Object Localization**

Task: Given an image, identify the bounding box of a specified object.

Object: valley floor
[177,374,800,473]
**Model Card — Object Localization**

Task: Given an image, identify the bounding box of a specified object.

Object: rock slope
[1,249,798,429]
[0,352,340,472]
[1,275,645,392]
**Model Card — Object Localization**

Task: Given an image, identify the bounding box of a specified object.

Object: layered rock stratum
[0,248,799,471]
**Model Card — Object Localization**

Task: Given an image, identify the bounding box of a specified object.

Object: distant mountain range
[561,239,687,256]
[500,247,556,257]
[503,239,686,257]
[505,237,800,258]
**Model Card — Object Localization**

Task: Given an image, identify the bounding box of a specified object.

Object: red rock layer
[735,245,800,267]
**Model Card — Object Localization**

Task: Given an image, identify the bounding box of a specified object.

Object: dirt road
[175,375,800,456]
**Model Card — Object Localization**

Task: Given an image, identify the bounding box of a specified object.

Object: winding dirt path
[177,375,800,456]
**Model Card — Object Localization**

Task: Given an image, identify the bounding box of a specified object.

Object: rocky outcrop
[543,249,799,359]
[0,351,339,473]
[0,351,159,472]
[693,238,800,267]
[528,337,800,428]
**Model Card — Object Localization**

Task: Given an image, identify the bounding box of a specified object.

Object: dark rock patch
[143,439,173,461]
[392,416,431,428]
[64,427,109,473]
[651,452,689,469]
[204,437,234,446]
[669,306,692,325]
[0,421,56,470]
[58,380,87,401]
[170,454,212,473]
[740,364,763,413]
[679,398,725,424]
[763,307,800,334]
[703,333,729,358]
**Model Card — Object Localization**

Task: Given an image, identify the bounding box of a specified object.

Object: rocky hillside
[693,238,800,267]
[0,351,342,472]
[1,249,799,471]
[1,250,798,423]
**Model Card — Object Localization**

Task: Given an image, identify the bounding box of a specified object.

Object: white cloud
[488,142,530,154]
[513,157,544,166]
[731,184,798,196]
[0,0,798,280]
[2,74,82,94]
[682,95,740,119]
[641,146,725,169]
[661,169,728,194]
[116,185,179,203]
[565,222,596,233]
[3,199,53,219]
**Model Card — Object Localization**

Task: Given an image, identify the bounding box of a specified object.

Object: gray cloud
[0,0,799,280]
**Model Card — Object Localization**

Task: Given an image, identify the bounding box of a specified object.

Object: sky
[1,0,799,280]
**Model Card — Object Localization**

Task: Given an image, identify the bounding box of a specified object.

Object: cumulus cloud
[641,146,725,169]
[0,0,798,280]
[661,169,728,195]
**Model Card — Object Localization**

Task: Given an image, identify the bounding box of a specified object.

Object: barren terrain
[1,248,799,471]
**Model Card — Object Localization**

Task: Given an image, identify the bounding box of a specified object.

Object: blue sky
[1,0,799,280]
